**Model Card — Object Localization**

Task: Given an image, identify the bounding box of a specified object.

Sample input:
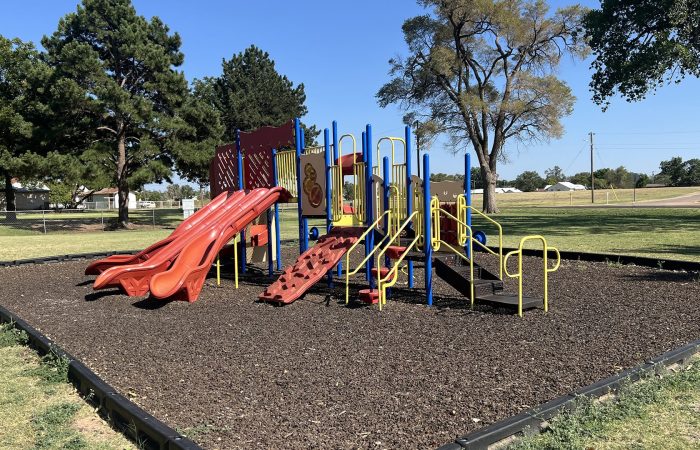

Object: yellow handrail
[430,203,476,307]
[344,210,393,304]
[503,235,561,317]
[462,201,504,280]
[376,210,421,310]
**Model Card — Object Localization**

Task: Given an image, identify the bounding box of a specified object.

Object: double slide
[89,187,288,302]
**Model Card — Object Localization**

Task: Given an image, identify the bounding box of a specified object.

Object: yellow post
[216,254,221,286]
[233,237,239,289]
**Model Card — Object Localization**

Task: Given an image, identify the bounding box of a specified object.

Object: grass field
[0,323,134,449]
[474,186,700,207]
[512,357,700,449]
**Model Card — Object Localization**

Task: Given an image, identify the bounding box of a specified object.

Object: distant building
[471,187,522,194]
[88,188,137,209]
[545,182,586,192]
[0,179,50,210]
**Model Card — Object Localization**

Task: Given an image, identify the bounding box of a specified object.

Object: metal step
[433,257,503,298]
[475,293,543,310]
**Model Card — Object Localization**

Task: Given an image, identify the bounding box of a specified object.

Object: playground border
[437,337,700,450]
[0,304,201,450]
[494,247,700,272]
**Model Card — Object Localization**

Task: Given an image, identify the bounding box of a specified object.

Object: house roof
[11,181,50,192]
[92,188,119,195]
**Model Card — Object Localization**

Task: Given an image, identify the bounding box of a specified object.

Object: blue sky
[2,0,699,187]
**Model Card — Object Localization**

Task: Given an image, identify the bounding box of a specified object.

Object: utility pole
[589,132,595,203]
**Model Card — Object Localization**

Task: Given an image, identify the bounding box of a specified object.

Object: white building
[88,188,137,209]
[545,182,586,192]
[0,180,50,210]
[472,187,522,194]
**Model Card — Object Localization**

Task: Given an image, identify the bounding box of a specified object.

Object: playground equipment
[85,116,560,315]
[254,118,561,316]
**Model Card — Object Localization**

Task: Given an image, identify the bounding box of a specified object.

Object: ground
[0,247,698,449]
[0,323,134,450]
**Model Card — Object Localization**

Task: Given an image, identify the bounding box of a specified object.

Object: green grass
[473,186,700,207]
[1,205,697,262]
[510,357,700,449]
[0,322,134,450]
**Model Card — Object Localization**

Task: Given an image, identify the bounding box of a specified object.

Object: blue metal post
[365,124,374,288]
[332,120,342,277]
[362,130,369,281]
[266,208,273,276]
[236,129,246,274]
[294,119,304,255]
[405,125,414,288]
[423,153,433,306]
[272,149,282,271]
[324,128,333,287]
[465,153,472,258]
[300,127,309,252]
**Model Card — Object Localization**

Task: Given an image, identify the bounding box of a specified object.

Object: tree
[568,171,591,188]
[343,181,355,201]
[470,167,483,189]
[0,36,52,218]
[43,0,189,227]
[544,165,566,184]
[635,173,649,188]
[659,157,686,186]
[203,45,318,145]
[683,159,700,186]
[585,0,700,107]
[377,0,587,212]
[514,170,545,192]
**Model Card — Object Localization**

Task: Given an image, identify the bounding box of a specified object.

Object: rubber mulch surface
[0,247,699,449]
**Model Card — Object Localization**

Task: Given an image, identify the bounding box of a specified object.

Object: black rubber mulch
[0,247,699,449]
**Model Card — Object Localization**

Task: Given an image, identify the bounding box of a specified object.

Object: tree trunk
[4,173,17,221]
[116,131,130,228]
[481,166,499,213]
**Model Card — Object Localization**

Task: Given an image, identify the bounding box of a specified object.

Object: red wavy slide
[85,191,229,275]
[92,189,249,296]
[148,187,289,302]
[258,226,365,304]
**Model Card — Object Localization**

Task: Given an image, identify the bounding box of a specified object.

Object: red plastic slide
[92,190,248,296]
[258,226,365,304]
[149,187,289,302]
[84,192,229,275]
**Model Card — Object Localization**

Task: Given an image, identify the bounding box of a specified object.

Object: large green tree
[377,0,587,212]
[0,36,51,218]
[585,0,700,107]
[514,170,545,192]
[203,45,318,145]
[42,0,189,227]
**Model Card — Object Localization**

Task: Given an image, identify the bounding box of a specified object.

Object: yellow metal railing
[330,164,343,221]
[429,197,476,306]
[353,162,366,222]
[344,210,394,305]
[376,210,421,310]
[457,197,504,280]
[276,150,297,197]
[503,236,561,317]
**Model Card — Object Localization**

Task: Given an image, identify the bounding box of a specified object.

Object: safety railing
[329,164,343,221]
[375,210,422,309]
[353,162,366,222]
[344,210,394,305]
[430,197,476,306]
[392,163,407,220]
[275,150,297,197]
[457,196,504,280]
[503,236,561,317]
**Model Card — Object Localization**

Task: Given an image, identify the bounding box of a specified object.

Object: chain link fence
[0,208,185,234]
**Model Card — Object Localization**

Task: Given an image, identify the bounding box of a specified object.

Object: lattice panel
[210,144,239,198]
[239,122,295,190]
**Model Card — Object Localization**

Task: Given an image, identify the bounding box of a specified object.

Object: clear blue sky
[3,0,699,187]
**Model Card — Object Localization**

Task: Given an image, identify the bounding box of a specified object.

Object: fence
[0,208,185,234]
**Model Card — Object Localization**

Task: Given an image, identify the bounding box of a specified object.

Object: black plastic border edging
[492,247,700,272]
[437,338,700,450]
[0,304,201,450]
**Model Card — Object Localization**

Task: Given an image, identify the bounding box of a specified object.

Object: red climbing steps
[259,227,366,304]
[358,289,380,304]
